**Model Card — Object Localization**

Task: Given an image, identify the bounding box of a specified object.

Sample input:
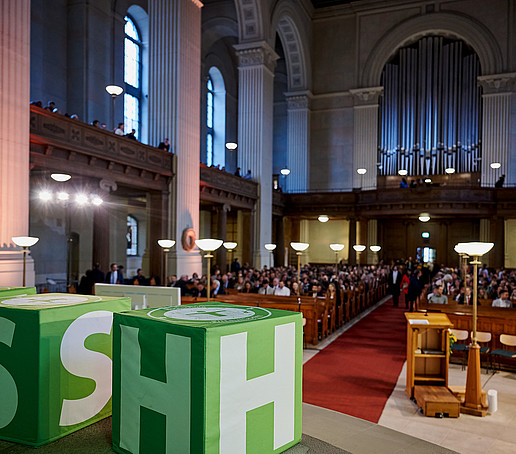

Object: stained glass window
[124,16,141,139]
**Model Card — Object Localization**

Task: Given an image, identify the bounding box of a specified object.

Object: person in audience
[388,264,403,307]
[406,269,421,311]
[114,123,124,135]
[241,281,253,293]
[101,123,107,129]
[458,287,472,305]
[44,101,56,111]
[274,280,291,296]
[191,282,207,298]
[243,169,252,179]
[70,114,79,120]
[105,263,123,284]
[492,290,511,308]
[399,178,408,188]
[259,279,275,295]
[31,100,43,108]
[234,167,241,177]
[132,268,146,286]
[291,281,302,296]
[158,137,170,152]
[173,274,189,295]
[92,120,101,128]
[91,262,105,283]
[125,128,137,140]
[428,284,447,304]
[211,278,223,297]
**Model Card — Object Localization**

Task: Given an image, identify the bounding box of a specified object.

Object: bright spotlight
[57,191,69,201]
[445,167,456,174]
[38,190,52,201]
[91,195,103,206]
[75,194,89,205]
[398,169,408,176]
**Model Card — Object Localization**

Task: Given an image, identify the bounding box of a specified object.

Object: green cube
[0,287,36,297]
[112,302,303,454]
[0,293,131,446]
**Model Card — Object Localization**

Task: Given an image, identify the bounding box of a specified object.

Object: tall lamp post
[12,236,40,287]
[454,245,469,290]
[158,239,175,286]
[223,242,237,272]
[264,243,277,269]
[105,85,124,130]
[455,242,494,417]
[329,243,344,271]
[353,244,366,265]
[290,242,309,277]
[196,239,223,302]
[356,168,367,189]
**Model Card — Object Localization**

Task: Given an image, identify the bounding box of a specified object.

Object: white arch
[361,12,503,87]
[233,0,264,42]
[271,0,311,91]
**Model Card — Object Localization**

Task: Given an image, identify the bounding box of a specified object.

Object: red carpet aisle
[303,299,407,423]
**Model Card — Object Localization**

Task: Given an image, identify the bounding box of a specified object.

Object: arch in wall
[271,1,311,92]
[361,12,504,88]
[233,0,264,42]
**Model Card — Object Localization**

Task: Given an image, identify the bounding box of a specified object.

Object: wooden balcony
[30,106,174,192]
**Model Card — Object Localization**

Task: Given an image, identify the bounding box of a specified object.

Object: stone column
[479,219,491,267]
[92,206,110,273]
[478,73,516,187]
[216,204,229,272]
[348,219,357,266]
[367,219,378,264]
[300,219,310,266]
[0,0,32,286]
[350,87,383,190]
[235,41,278,269]
[148,0,203,277]
[285,92,311,192]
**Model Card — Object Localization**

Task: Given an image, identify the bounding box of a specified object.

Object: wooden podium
[405,313,460,417]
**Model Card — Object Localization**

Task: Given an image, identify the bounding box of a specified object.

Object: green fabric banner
[112,302,302,454]
[0,287,36,297]
[0,293,131,446]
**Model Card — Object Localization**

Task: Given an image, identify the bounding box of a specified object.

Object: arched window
[205,67,226,168]
[206,76,214,166]
[124,16,142,139]
[127,215,138,256]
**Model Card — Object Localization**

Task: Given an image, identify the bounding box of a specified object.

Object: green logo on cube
[0,293,131,446]
[112,303,303,453]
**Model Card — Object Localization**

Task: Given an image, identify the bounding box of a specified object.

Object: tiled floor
[303,299,516,454]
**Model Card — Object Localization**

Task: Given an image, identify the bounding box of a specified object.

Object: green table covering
[0,287,36,297]
[0,293,131,446]
[112,302,303,454]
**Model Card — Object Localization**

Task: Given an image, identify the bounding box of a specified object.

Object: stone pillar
[348,219,357,266]
[216,204,228,272]
[92,206,110,273]
[285,92,311,192]
[148,0,203,277]
[350,87,383,190]
[357,219,368,266]
[479,219,491,267]
[367,219,378,264]
[0,0,32,286]
[235,41,278,269]
[478,73,516,187]
[300,219,309,266]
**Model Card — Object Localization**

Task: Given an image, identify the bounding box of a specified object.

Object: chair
[474,331,492,373]
[450,329,469,370]
[490,334,516,371]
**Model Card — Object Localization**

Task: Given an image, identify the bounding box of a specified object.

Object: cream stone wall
[304,220,350,264]
[505,219,516,269]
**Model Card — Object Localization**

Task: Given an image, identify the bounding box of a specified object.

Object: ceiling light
[419,213,431,222]
[38,190,52,201]
[422,232,430,239]
[51,173,71,182]
[356,168,367,175]
[105,85,123,96]
[75,193,88,205]
[424,178,432,183]
[490,162,501,169]
[57,191,69,201]
[445,167,456,174]
[91,195,103,206]
[398,169,408,176]
[318,215,329,223]
[225,142,237,150]
[280,168,290,176]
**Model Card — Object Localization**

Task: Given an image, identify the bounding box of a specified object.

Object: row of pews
[182,278,388,346]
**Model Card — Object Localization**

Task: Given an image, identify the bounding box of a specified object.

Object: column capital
[478,72,516,94]
[234,41,279,73]
[350,86,383,106]
[285,91,313,110]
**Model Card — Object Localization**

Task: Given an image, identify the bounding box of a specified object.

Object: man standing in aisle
[388,264,402,307]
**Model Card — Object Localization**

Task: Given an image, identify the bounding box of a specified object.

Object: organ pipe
[379,37,480,176]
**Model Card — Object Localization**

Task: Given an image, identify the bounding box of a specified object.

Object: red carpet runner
[303,299,407,423]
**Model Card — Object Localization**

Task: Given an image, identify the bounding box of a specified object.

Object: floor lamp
[329,243,344,272]
[105,85,123,130]
[290,242,309,277]
[12,236,40,287]
[370,245,382,264]
[223,242,237,273]
[158,239,175,286]
[455,242,494,416]
[196,239,223,302]
[353,244,366,265]
[264,243,277,269]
